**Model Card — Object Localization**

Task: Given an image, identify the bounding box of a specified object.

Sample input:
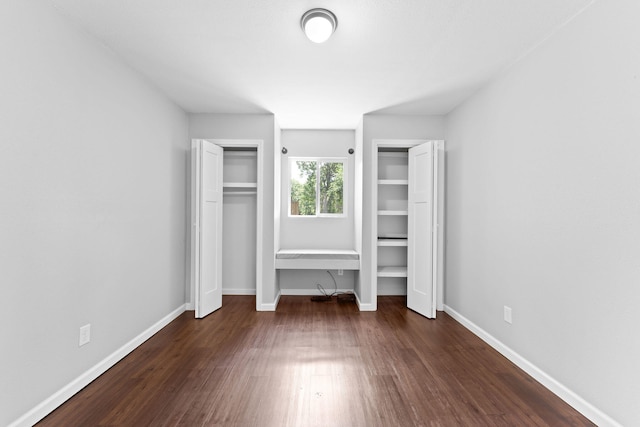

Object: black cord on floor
[312,270,355,303]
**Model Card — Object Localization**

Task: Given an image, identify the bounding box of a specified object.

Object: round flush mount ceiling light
[301,8,337,43]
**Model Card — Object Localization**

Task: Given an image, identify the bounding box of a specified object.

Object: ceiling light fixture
[301,8,337,43]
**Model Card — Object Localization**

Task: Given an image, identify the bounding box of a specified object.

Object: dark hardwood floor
[38,296,594,426]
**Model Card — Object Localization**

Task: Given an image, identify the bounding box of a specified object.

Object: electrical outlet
[338,269,343,276]
[503,306,512,324]
[79,324,91,347]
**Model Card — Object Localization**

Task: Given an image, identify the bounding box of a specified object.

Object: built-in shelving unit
[369,139,444,316]
[377,238,408,247]
[223,182,257,188]
[376,150,409,294]
[378,179,408,186]
[223,150,258,197]
[377,210,408,216]
[223,182,257,195]
[377,266,408,277]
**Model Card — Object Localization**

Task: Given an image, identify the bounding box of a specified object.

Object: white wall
[0,2,189,425]
[279,130,356,249]
[359,115,445,308]
[189,114,277,308]
[444,1,640,425]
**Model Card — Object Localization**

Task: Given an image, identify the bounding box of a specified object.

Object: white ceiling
[48,0,595,129]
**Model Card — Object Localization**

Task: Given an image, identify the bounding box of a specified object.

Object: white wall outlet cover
[504,306,513,324]
[79,324,91,347]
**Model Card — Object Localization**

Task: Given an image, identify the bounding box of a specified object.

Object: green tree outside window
[290,159,344,216]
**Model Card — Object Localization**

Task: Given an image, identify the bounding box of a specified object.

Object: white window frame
[288,157,347,218]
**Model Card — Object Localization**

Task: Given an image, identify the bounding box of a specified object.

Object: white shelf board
[378,179,408,186]
[377,266,408,277]
[275,249,360,270]
[224,191,257,196]
[223,182,257,188]
[378,210,408,216]
[377,238,408,247]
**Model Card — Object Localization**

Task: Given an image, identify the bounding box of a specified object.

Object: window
[290,158,345,217]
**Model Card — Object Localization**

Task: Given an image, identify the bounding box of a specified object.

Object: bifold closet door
[407,142,436,318]
[194,140,223,318]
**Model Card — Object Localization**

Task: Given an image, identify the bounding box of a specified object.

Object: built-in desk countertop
[275,249,360,270]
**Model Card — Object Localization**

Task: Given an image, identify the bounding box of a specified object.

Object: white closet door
[194,140,223,318]
[407,142,436,318]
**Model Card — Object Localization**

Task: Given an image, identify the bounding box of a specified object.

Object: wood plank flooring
[38,296,594,426]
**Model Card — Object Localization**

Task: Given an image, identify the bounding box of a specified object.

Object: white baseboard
[223,288,257,295]
[443,305,621,427]
[355,293,376,311]
[9,304,187,427]
[185,302,195,311]
[257,291,281,311]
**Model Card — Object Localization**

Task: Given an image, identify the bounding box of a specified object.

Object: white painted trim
[435,141,445,311]
[280,288,354,296]
[258,291,281,311]
[223,289,257,295]
[9,304,187,427]
[208,139,264,148]
[185,302,195,311]
[430,142,439,317]
[443,305,622,427]
[355,292,376,311]
[255,142,264,313]
[374,139,430,148]
[369,139,379,307]
[273,124,282,313]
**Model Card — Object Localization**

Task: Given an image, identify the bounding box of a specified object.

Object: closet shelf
[378,210,408,216]
[377,266,408,278]
[223,182,257,196]
[223,191,257,196]
[378,179,408,186]
[377,238,408,247]
[223,182,257,188]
